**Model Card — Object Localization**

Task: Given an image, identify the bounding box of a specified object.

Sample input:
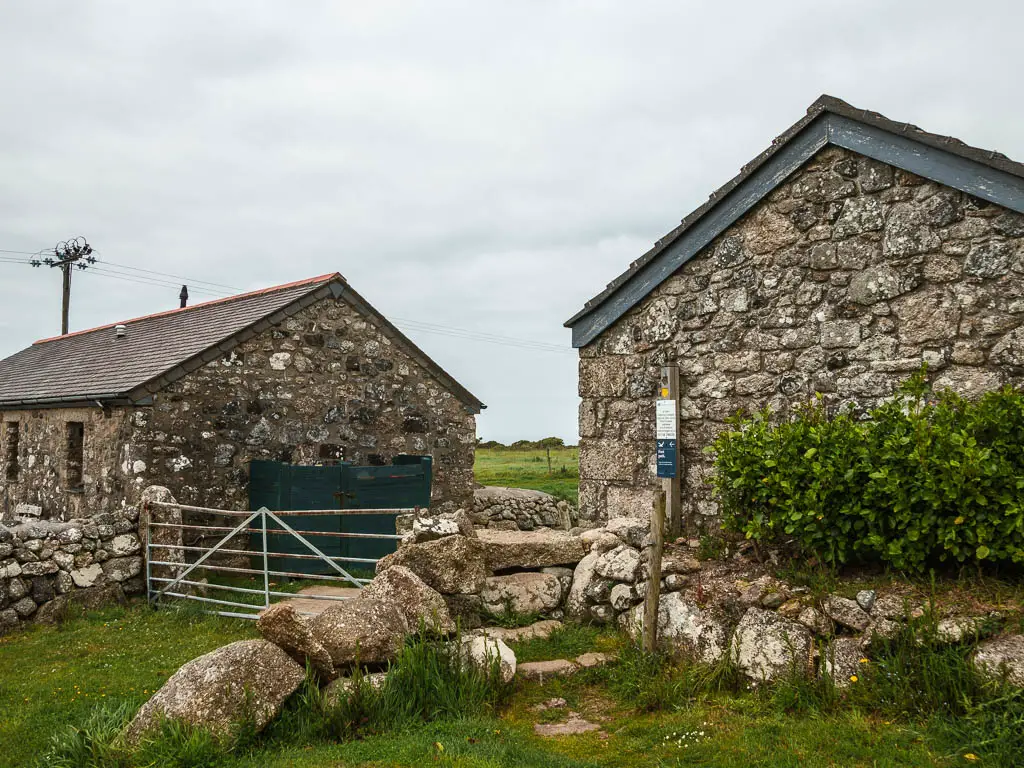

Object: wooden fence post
[643,489,666,653]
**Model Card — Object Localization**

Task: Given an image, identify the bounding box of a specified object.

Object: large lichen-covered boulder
[123,640,304,744]
[480,572,563,616]
[475,529,587,571]
[360,565,455,634]
[376,535,487,594]
[623,592,730,665]
[973,635,1024,687]
[309,598,408,667]
[256,603,335,678]
[731,608,812,682]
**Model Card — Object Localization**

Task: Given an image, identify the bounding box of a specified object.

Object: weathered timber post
[643,489,666,653]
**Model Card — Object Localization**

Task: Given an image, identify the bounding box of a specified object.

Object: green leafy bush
[708,368,1024,572]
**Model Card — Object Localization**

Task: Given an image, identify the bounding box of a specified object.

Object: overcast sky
[1,2,1022,443]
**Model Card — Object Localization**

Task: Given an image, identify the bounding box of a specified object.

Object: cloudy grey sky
[1,1,1022,442]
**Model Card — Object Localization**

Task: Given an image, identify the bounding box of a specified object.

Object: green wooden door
[249,460,346,576]
[249,456,431,576]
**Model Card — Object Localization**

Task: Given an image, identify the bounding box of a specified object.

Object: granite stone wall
[578,147,1024,528]
[0,407,135,522]
[124,295,478,514]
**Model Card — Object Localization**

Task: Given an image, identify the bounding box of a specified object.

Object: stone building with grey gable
[0,273,484,522]
[565,95,1024,528]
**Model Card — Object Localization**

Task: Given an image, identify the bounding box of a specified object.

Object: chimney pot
[179,284,189,309]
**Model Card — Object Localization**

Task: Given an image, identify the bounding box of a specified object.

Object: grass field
[0,604,966,768]
[474,446,579,504]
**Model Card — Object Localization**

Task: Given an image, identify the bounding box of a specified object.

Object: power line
[81,267,229,298]
[393,316,568,352]
[91,254,242,292]
[394,319,573,355]
[4,245,572,355]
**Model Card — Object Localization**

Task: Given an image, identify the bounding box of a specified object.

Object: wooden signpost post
[644,365,679,652]
[658,365,681,538]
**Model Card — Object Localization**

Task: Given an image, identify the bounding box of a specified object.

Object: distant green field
[474,446,579,504]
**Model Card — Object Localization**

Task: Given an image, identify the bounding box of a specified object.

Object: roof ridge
[33,272,342,345]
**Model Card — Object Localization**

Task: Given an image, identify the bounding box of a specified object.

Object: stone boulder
[731,608,812,681]
[822,595,871,632]
[475,529,587,571]
[973,635,1024,687]
[376,535,487,594]
[936,616,984,643]
[624,591,730,665]
[323,671,388,707]
[823,637,864,688]
[605,517,648,549]
[460,635,516,684]
[594,545,642,583]
[309,598,408,667]
[565,551,600,621]
[360,565,455,634]
[443,593,484,629]
[408,510,477,544]
[480,572,562,616]
[256,603,335,678]
[123,640,304,744]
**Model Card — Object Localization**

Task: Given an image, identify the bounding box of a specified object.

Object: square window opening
[3,422,20,482]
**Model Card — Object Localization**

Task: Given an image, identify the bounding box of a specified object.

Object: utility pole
[31,237,96,335]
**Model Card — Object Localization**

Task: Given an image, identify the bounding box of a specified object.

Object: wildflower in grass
[849,675,858,683]
[859,658,869,664]
[963,755,978,762]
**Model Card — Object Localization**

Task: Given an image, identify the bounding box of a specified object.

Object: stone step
[474,619,562,642]
[476,529,587,571]
[518,659,579,681]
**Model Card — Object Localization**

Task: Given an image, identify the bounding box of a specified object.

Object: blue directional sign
[656,439,677,478]
[655,398,678,478]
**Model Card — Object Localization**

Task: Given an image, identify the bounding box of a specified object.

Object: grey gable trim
[568,113,1024,349]
[827,116,1024,214]
[569,117,830,348]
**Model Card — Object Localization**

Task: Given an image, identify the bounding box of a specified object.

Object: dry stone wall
[578,147,1024,526]
[0,506,142,635]
[470,486,574,530]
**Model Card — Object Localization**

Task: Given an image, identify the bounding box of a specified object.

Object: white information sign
[655,399,677,440]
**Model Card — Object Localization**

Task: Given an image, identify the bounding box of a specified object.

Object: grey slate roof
[0,273,485,412]
[565,94,1024,347]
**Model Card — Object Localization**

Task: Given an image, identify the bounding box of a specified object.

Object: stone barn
[565,95,1024,528]
[0,273,483,522]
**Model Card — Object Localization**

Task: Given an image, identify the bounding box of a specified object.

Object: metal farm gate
[145,456,431,619]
